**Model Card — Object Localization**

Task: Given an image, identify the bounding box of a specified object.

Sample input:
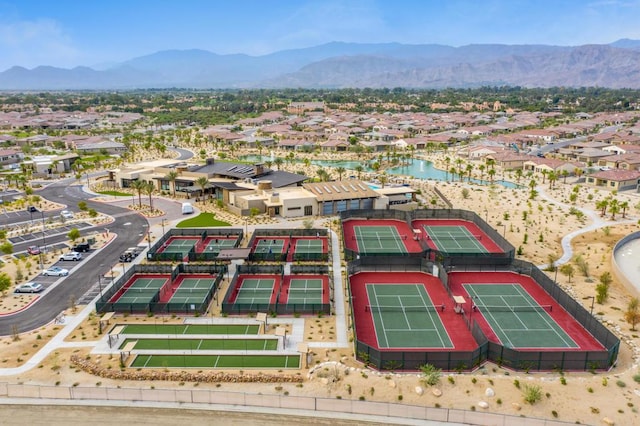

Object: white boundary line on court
[424,225,487,253]
[367,283,454,349]
[354,225,407,255]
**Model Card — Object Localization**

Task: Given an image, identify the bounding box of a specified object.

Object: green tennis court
[130,354,300,369]
[235,278,276,307]
[203,238,237,252]
[353,225,408,255]
[294,239,324,254]
[287,278,323,304]
[178,277,215,290]
[118,323,260,335]
[120,337,278,351]
[424,225,487,253]
[254,238,286,253]
[128,277,168,290]
[464,283,578,348]
[366,284,453,348]
[160,238,198,254]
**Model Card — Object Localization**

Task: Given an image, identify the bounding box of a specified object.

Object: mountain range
[2,40,640,90]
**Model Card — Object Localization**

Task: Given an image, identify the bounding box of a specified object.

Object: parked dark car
[73,242,91,252]
[119,252,133,262]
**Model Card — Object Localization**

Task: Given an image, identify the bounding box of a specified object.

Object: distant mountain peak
[1,41,640,89]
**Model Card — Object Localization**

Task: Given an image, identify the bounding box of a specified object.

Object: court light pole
[161,219,167,237]
[586,296,595,316]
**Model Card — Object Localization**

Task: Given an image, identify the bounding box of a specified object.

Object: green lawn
[96,190,132,197]
[177,212,230,228]
[119,324,260,335]
[120,338,278,351]
[131,354,300,369]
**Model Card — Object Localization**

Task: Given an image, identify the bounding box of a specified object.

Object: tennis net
[288,289,322,296]
[473,305,552,313]
[238,289,274,296]
[426,234,482,241]
[125,288,158,294]
[353,234,407,240]
[365,304,445,313]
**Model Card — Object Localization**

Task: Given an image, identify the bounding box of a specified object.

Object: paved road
[0,179,149,336]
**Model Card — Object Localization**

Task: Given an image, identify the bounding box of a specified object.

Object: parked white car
[59,252,82,261]
[43,267,69,277]
[15,282,44,293]
[60,210,74,219]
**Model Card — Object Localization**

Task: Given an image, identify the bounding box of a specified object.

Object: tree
[559,263,575,283]
[596,271,613,304]
[336,166,346,181]
[379,173,388,188]
[67,228,81,244]
[77,201,88,211]
[609,198,620,220]
[625,298,640,331]
[143,181,155,210]
[595,199,608,217]
[354,165,363,180]
[620,201,629,218]
[130,179,146,208]
[165,170,179,197]
[195,176,209,201]
[274,157,284,170]
[0,241,13,255]
[0,272,11,295]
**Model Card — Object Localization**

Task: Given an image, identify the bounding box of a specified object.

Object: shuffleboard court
[354,225,408,255]
[118,324,260,335]
[366,283,453,348]
[423,225,487,253]
[131,354,300,369]
[464,283,578,348]
[120,338,278,351]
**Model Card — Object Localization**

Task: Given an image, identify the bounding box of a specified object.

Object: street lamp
[147,230,152,251]
[161,219,167,236]
[585,296,595,316]
[40,210,46,252]
[243,217,249,242]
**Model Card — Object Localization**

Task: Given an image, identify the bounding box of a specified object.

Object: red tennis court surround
[157,274,216,303]
[447,272,604,351]
[412,219,503,253]
[342,219,424,253]
[350,271,477,351]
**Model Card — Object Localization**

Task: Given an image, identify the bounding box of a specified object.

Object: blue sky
[0,0,639,70]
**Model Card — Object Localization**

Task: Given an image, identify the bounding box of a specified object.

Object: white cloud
[0,18,80,70]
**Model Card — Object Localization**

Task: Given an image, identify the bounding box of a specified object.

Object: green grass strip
[119,324,260,335]
[120,338,278,351]
[177,212,230,228]
[130,354,299,369]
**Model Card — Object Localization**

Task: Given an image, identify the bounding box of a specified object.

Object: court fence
[412,209,515,266]
[221,264,329,315]
[347,257,619,372]
[96,264,227,316]
[445,260,620,371]
[147,228,243,262]
[339,208,515,264]
[0,382,579,426]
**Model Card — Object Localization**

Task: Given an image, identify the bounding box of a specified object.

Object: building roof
[303,180,378,202]
[589,169,640,181]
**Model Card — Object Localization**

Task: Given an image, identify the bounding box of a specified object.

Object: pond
[239,156,520,189]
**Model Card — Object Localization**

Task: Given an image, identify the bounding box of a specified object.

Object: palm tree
[143,181,155,210]
[487,168,496,183]
[355,165,364,180]
[274,157,284,170]
[195,176,209,201]
[515,168,523,183]
[465,164,473,182]
[547,171,557,189]
[130,180,146,208]
[336,166,346,181]
[609,198,620,220]
[561,169,569,184]
[478,164,486,180]
[595,199,609,217]
[379,173,388,188]
[165,170,179,198]
[620,201,630,218]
